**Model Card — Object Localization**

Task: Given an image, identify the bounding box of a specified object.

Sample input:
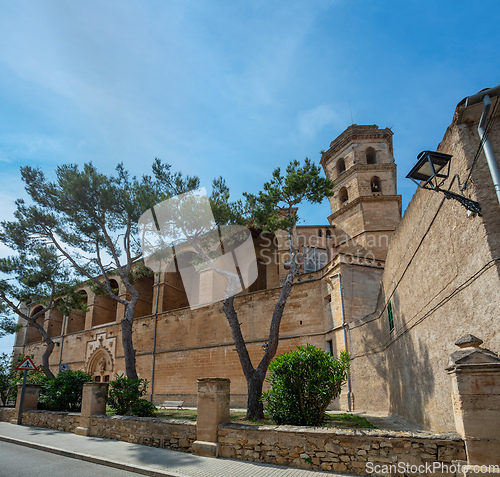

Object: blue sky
[1,0,499,354]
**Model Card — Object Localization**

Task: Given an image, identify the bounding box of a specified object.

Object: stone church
[13,87,500,433]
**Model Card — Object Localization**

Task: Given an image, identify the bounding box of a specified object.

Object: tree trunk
[41,338,55,378]
[246,371,265,420]
[31,319,55,378]
[121,302,138,379]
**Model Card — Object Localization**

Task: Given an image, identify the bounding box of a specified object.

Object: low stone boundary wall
[21,410,80,433]
[0,408,15,422]
[89,415,196,452]
[218,423,466,475]
[0,407,195,453]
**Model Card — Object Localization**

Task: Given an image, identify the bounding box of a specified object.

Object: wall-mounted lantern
[406,151,482,216]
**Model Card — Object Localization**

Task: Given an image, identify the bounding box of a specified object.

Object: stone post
[192,378,230,457]
[447,334,500,476]
[75,382,108,436]
[12,384,40,424]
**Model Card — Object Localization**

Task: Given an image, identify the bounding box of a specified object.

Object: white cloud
[297,104,341,139]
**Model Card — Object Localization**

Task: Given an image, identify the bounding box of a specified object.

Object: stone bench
[158,400,184,410]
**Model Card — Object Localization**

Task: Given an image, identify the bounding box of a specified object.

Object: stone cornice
[328,195,402,221]
[320,125,394,167]
[330,163,396,187]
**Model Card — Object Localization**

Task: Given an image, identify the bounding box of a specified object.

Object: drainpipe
[58,315,67,371]
[330,273,353,411]
[465,85,500,207]
[150,262,161,403]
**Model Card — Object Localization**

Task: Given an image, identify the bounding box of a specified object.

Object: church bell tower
[320,125,402,261]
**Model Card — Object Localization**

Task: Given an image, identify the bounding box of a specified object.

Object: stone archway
[86,346,114,383]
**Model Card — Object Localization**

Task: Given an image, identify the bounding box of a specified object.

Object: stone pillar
[447,335,500,475]
[192,378,230,457]
[75,382,108,436]
[12,384,40,424]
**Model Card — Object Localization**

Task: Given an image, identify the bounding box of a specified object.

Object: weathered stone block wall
[0,407,196,453]
[20,278,328,406]
[0,407,15,421]
[89,415,196,452]
[218,424,466,476]
[19,410,80,432]
[347,102,500,431]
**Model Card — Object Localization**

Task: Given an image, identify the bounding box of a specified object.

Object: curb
[0,434,185,477]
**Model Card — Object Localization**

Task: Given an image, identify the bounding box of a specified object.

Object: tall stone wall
[20,279,329,406]
[346,100,500,430]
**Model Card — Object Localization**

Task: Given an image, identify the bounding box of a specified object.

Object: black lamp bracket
[432,174,481,216]
[436,187,482,217]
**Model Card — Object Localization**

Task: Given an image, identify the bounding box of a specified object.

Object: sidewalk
[0,422,346,477]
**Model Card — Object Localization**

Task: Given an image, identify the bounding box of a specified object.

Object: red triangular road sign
[15,357,37,371]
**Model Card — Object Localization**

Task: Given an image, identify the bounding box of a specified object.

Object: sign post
[15,357,37,425]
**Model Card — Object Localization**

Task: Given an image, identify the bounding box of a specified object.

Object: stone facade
[12,90,500,436]
[346,95,500,431]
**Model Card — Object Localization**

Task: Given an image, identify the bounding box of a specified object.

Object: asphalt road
[0,440,138,477]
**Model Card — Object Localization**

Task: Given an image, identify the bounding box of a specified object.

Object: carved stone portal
[85,332,116,383]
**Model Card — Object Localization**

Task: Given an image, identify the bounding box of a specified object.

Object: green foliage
[1,159,201,379]
[0,353,12,406]
[6,354,48,402]
[108,374,154,417]
[0,246,85,338]
[130,399,157,417]
[243,158,335,233]
[39,370,93,412]
[0,316,22,339]
[262,345,351,427]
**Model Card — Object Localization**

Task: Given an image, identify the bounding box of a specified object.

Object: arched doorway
[86,347,114,383]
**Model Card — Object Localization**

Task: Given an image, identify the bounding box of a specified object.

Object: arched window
[366,147,376,164]
[162,252,192,311]
[47,303,63,338]
[92,280,118,327]
[26,306,44,343]
[326,229,332,238]
[371,176,382,193]
[339,187,348,205]
[67,290,88,333]
[336,158,346,176]
[249,258,267,293]
[133,275,154,318]
[317,229,323,237]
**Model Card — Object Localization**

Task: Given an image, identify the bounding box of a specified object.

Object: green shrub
[261,344,351,426]
[108,374,154,417]
[130,398,157,417]
[6,354,48,403]
[39,370,93,412]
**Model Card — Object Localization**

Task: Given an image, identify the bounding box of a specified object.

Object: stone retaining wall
[0,408,80,432]
[218,423,466,476]
[89,415,196,452]
[0,407,195,453]
[0,407,466,476]
[22,410,81,432]
[0,408,15,422]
